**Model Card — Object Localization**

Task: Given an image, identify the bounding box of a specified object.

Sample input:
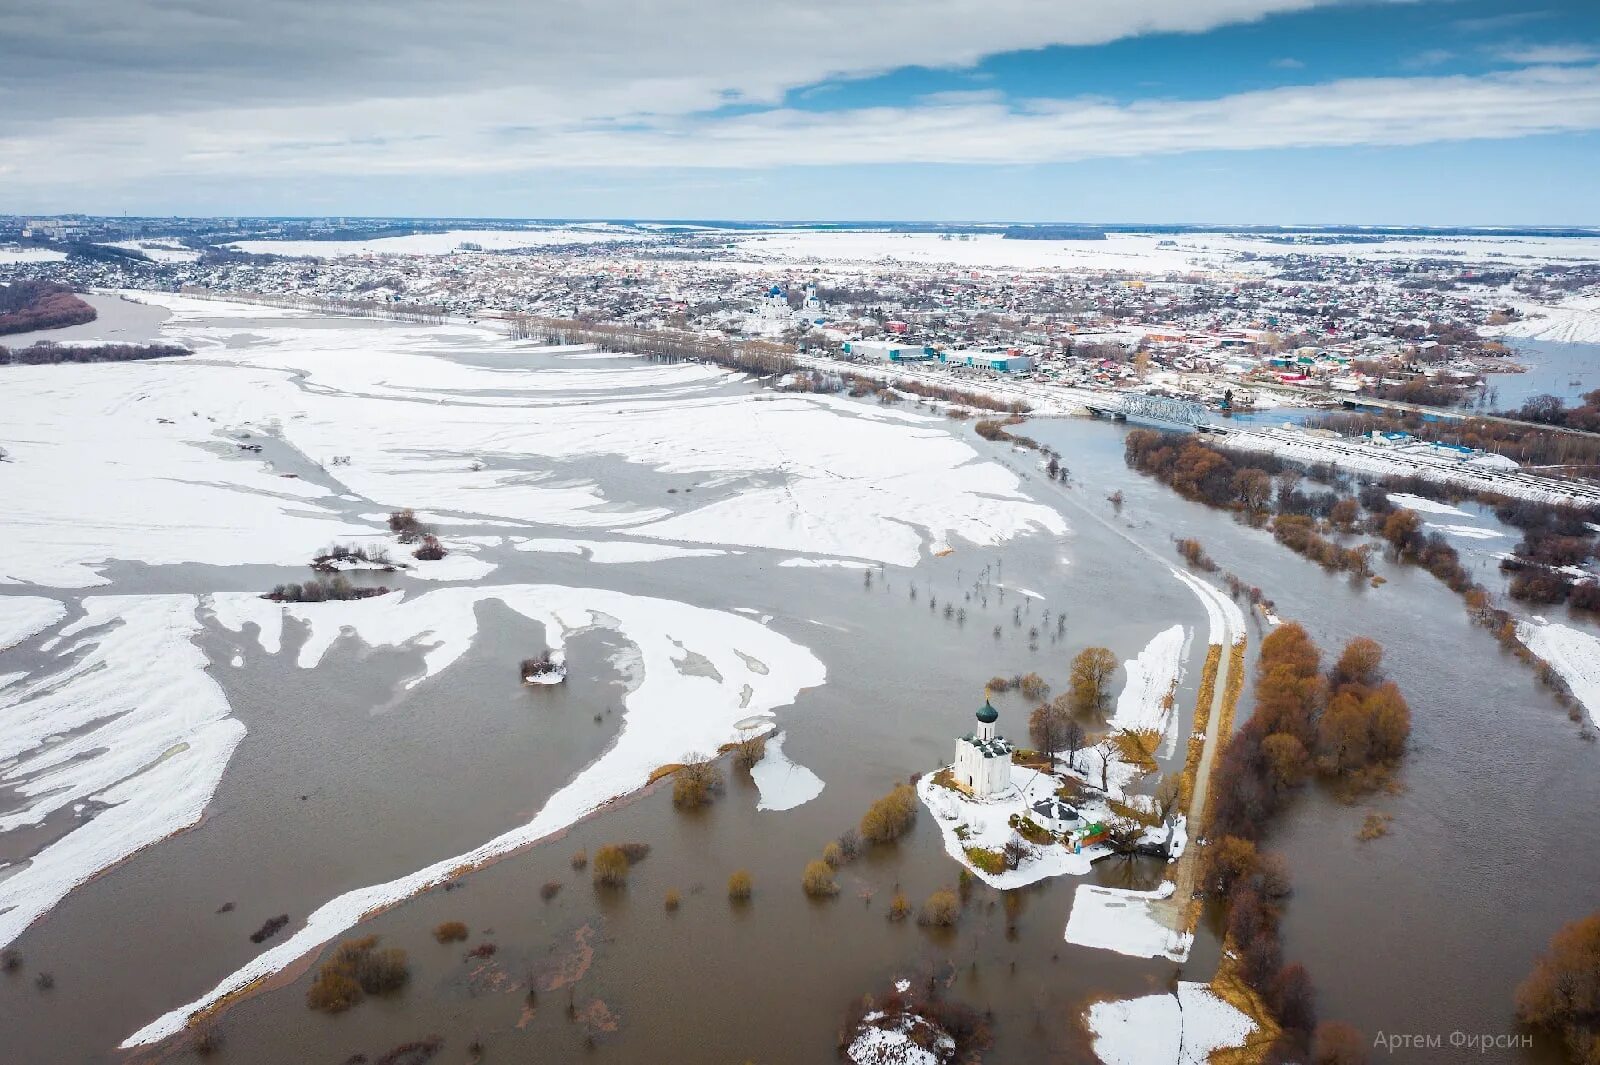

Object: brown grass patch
[1176,643,1223,810]
[1208,944,1283,1065]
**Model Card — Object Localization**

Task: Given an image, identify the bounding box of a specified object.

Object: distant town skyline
[3,0,1597,223]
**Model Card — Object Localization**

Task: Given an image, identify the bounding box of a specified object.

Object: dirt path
[1162,627,1237,933]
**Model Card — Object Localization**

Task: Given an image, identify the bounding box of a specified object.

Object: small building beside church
[954,698,1014,799]
[1028,795,1079,835]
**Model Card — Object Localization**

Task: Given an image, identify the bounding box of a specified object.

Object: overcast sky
[3,0,1597,222]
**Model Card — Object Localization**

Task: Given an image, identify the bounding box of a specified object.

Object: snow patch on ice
[749,732,825,811]
[0,595,245,949]
[1518,618,1600,727]
[1108,624,1186,736]
[0,596,67,650]
[1064,882,1191,961]
[1087,982,1256,1065]
[778,557,876,570]
[1388,492,1468,517]
[1427,522,1503,540]
[514,538,727,564]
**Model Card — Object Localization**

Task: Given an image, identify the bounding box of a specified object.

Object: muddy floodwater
[2,316,1595,1064]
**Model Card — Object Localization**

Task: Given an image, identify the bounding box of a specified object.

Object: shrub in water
[802,859,839,898]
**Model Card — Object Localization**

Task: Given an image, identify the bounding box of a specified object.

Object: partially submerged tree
[1068,647,1118,716]
[1028,701,1072,765]
[859,784,918,844]
[1516,910,1600,1063]
[671,752,724,809]
[802,859,839,897]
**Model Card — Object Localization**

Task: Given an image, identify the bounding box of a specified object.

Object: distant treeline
[1,341,190,366]
[1499,389,1600,434]
[1311,406,1600,469]
[516,316,799,377]
[63,242,152,265]
[0,281,97,336]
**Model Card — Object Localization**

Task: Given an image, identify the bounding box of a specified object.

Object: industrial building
[842,339,936,362]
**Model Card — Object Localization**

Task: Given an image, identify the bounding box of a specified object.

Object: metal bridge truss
[1119,394,1208,427]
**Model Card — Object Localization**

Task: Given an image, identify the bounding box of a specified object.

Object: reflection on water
[1495,339,1600,408]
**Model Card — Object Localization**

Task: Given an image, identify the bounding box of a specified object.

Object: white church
[954,696,1015,800]
[749,282,826,337]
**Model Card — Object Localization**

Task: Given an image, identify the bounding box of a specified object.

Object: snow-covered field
[1517,619,1600,728]
[1221,427,1600,507]
[1087,982,1256,1065]
[1485,295,1600,345]
[0,596,66,650]
[0,292,1065,585]
[0,246,68,264]
[730,229,1600,277]
[1063,881,1190,961]
[1388,492,1468,516]
[733,231,1256,276]
[101,238,202,263]
[1107,624,1186,737]
[225,228,643,258]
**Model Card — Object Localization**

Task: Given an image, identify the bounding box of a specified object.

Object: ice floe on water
[749,732,825,811]
[0,596,66,650]
[1518,618,1600,727]
[1087,982,1256,1065]
[0,595,245,949]
[1387,492,1469,517]
[405,552,499,582]
[124,582,824,1047]
[514,538,728,564]
[1064,882,1191,961]
[1427,522,1502,540]
[778,557,876,570]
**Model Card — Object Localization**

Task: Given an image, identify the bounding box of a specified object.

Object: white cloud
[0,0,1351,133]
[1402,48,1456,68]
[5,62,1598,187]
[1498,44,1600,65]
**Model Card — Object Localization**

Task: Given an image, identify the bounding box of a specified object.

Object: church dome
[976,700,998,724]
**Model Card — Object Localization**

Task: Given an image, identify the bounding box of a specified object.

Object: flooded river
[1,309,1594,1064]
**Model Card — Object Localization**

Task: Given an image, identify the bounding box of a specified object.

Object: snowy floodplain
[1063,881,1191,961]
[224,228,643,258]
[0,595,245,949]
[1107,624,1187,737]
[1517,619,1600,728]
[727,229,1600,278]
[748,732,826,811]
[124,583,824,1047]
[0,596,66,650]
[0,293,1065,583]
[1087,982,1256,1065]
[1485,295,1600,345]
